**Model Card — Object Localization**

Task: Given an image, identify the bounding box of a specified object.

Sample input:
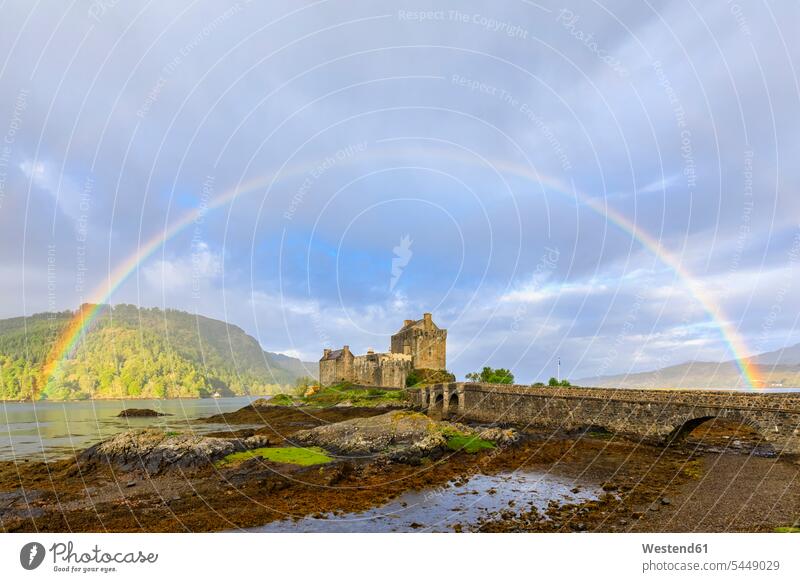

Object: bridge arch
[666,416,716,444]
[665,413,771,449]
[446,392,460,419]
[431,393,444,417]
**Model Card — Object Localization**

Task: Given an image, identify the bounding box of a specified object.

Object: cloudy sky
[1,0,798,382]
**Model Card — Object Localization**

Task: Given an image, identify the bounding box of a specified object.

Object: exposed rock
[289,410,503,462]
[477,427,519,445]
[116,408,170,418]
[292,410,444,457]
[78,429,269,475]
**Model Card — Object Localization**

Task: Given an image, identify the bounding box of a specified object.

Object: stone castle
[319,313,447,388]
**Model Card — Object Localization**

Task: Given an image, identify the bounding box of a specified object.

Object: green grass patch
[269,393,298,406]
[215,446,332,467]
[443,430,495,454]
[774,526,800,533]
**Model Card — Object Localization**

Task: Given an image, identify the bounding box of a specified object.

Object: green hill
[0,304,316,400]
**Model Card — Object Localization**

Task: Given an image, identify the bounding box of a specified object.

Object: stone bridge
[409,383,800,455]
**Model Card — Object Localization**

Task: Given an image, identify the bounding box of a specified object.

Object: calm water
[247,470,601,533]
[0,397,262,461]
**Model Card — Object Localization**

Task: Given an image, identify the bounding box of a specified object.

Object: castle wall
[352,353,412,388]
[319,350,354,386]
[319,359,337,386]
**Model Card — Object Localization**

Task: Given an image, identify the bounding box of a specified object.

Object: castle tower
[390,313,447,370]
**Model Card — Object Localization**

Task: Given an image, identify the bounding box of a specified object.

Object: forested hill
[0,304,316,400]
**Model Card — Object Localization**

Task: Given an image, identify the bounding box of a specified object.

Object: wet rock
[78,429,261,475]
[116,408,170,418]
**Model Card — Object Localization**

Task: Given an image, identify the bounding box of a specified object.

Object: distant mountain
[576,343,800,389]
[751,343,800,366]
[0,304,316,400]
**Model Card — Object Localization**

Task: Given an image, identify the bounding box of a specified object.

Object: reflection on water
[248,470,601,533]
[0,397,262,461]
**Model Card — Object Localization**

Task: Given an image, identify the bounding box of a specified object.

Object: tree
[548,377,571,386]
[467,366,514,384]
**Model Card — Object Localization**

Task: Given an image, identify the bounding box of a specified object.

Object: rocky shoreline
[0,400,798,533]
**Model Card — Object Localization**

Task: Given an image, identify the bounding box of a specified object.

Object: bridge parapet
[408,383,800,456]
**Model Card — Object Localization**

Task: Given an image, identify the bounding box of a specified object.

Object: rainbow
[39,147,762,393]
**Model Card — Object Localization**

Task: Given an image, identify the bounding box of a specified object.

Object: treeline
[0,305,307,400]
[464,367,572,387]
